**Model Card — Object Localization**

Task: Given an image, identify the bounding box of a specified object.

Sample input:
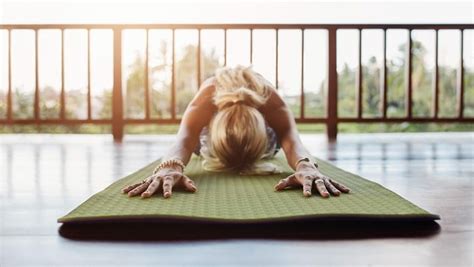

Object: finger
[274,174,297,191]
[141,178,162,198]
[329,179,351,193]
[181,175,197,192]
[302,177,314,197]
[314,179,330,198]
[127,180,151,197]
[323,178,341,196]
[162,175,175,198]
[121,181,145,194]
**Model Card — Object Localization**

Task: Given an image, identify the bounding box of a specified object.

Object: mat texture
[58,151,439,224]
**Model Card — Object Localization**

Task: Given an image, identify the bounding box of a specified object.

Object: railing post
[112,28,124,142]
[457,29,464,118]
[327,28,338,142]
[406,29,413,119]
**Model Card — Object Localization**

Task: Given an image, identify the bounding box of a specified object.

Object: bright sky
[0,0,472,100]
[1,0,472,24]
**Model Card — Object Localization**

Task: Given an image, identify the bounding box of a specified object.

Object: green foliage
[465,70,474,117]
[338,63,357,117]
[1,39,473,135]
[125,51,146,118]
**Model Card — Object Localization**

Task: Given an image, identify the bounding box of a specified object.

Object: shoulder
[201,76,217,89]
[258,84,286,114]
[188,76,217,108]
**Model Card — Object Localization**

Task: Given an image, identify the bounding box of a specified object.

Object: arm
[122,78,217,198]
[161,78,217,166]
[258,88,314,171]
[259,85,350,197]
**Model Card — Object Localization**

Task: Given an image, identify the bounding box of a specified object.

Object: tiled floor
[0,132,473,266]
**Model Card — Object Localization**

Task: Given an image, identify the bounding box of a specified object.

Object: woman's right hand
[121,166,197,199]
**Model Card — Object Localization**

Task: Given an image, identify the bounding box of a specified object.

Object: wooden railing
[0,24,473,141]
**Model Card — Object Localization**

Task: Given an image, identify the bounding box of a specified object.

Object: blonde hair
[200,65,282,175]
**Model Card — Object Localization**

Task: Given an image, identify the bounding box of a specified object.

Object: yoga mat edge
[58,152,440,224]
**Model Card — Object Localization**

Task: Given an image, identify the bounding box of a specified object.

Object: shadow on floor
[59,218,441,241]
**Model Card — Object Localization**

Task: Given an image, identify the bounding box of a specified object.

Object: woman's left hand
[274,161,351,197]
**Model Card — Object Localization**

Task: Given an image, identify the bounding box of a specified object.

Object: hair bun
[232,99,245,105]
[214,86,266,111]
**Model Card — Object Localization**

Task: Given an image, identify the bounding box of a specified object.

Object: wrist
[296,161,318,171]
[159,165,183,173]
[295,157,319,171]
[154,158,185,174]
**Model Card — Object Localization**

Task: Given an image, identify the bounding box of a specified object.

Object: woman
[122,65,350,198]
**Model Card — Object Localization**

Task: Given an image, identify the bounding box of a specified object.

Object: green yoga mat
[58,151,439,224]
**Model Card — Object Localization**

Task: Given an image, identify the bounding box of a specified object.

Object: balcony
[0,23,473,141]
[0,20,473,266]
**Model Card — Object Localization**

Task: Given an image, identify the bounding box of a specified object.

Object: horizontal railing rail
[0,23,473,141]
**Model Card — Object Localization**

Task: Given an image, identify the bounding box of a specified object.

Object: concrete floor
[0,132,473,266]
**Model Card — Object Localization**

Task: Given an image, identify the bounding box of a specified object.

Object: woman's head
[200,65,278,174]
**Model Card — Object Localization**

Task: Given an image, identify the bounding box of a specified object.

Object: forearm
[161,129,199,167]
[280,132,316,171]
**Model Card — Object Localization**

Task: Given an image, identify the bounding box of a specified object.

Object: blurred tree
[150,39,172,118]
[0,91,6,118]
[3,38,473,133]
[201,48,223,81]
[124,51,146,118]
[13,89,34,119]
[362,56,382,117]
[337,63,357,117]
[40,85,60,118]
[465,66,474,117]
